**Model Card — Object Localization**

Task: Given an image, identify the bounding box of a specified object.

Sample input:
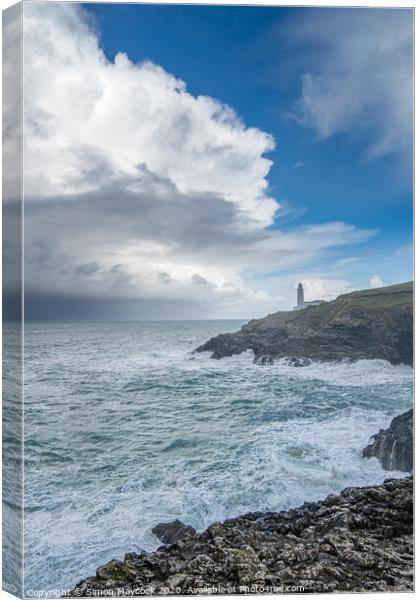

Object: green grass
[243,281,413,332]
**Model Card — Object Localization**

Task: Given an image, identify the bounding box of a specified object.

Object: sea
[4,320,414,594]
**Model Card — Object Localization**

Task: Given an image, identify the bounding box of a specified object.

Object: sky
[3,2,414,319]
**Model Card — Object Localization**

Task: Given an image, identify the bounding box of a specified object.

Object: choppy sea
[4,321,414,593]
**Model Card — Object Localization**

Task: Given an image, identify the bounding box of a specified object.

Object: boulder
[152,519,196,545]
[363,409,413,472]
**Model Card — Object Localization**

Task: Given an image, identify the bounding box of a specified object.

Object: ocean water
[17,321,413,593]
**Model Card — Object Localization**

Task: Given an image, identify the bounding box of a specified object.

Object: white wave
[22,321,413,593]
[265,357,413,387]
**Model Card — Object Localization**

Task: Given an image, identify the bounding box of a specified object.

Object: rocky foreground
[195,282,413,366]
[69,477,413,596]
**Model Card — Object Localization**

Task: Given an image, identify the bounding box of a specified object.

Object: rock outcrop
[152,520,196,545]
[194,282,413,366]
[363,410,413,472]
[69,477,413,595]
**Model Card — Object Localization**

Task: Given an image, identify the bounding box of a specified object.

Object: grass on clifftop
[337,281,413,309]
[242,281,413,332]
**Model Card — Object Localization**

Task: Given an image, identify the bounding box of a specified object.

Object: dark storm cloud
[74,262,100,276]
[25,163,259,256]
[20,161,277,318]
[22,292,207,321]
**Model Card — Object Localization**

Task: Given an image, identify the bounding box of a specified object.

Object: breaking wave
[19,320,412,593]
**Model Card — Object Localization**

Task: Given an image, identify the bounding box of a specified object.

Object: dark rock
[284,356,312,367]
[96,559,138,583]
[152,519,196,545]
[253,355,274,365]
[363,409,413,472]
[194,282,413,366]
[124,550,147,563]
[69,477,413,595]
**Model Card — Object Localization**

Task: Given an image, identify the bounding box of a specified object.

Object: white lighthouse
[296,282,304,309]
[294,282,325,310]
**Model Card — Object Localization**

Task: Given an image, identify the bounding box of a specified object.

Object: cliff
[69,476,413,595]
[363,409,413,472]
[195,282,413,366]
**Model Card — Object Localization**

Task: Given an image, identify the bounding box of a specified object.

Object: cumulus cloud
[369,275,385,288]
[12,3,377,318]
[290,9,413,159]
[23,2,277,226]
[299,278,354,301]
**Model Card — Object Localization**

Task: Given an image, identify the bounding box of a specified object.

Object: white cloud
[3,4,22,200]
[291,9,413,159]
[369,275,385,288]
[23,2,277,226]
[14,3,377,318]
[300,278,354,301]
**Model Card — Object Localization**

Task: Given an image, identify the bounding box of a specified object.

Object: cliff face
[363,409,413,472]
[195,282,413,366]
[70,477,413,595]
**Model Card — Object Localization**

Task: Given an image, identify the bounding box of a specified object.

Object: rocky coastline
[68,282,414,596]
[68,410,414,596]
[363,409,413,472]
[194,282,413,366]
[69,410,413,595]
[70,476,413,596]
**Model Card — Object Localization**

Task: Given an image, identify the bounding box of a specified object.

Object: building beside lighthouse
[294,282,325,310]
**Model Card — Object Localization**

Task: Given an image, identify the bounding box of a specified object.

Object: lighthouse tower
[296,282,304,309]
[293,282,325,310]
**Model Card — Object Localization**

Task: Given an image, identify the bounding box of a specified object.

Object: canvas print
[2,1,413,597]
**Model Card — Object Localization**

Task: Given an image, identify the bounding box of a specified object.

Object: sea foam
[19,320,412,593]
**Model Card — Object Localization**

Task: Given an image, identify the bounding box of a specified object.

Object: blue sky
[16,3,413,319]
